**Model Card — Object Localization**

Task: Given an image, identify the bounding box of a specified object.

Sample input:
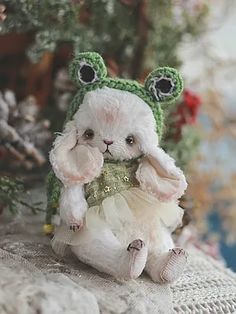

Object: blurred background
[0,0,235,270]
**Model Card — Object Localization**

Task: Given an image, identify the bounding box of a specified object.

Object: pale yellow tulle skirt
[52,187,183,255]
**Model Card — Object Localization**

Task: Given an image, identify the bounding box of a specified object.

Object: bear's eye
[83,129,94,140]
[126,135,135,146]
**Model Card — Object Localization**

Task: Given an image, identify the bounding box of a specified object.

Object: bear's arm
[59,184,88,226]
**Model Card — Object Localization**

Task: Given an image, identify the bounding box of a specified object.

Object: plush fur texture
[50,87,188,282]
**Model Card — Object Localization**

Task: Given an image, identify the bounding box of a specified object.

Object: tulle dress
[52,157,183,254]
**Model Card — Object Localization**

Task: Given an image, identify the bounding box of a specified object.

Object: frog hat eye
[69,52,107,86]
[79,63,97,84]
[145,67,183,104]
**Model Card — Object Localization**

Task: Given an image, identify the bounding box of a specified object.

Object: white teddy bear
[47,52,188,283]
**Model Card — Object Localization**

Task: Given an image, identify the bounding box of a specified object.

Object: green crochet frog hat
[66,52,183,137]
[44,52,183,235]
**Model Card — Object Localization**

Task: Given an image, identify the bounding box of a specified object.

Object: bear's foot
[160,248,187,283]
[126,239,147,279]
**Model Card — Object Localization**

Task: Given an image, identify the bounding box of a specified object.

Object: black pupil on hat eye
[155,78,172,94]
[80,65,95,83]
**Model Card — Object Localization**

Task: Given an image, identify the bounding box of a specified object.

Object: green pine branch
[0,176,44,214]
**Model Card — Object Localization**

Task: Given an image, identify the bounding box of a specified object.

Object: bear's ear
[145,67,183,104]
[69,52,107,86]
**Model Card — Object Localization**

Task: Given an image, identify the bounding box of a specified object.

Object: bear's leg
[145,248,187,284]
[145,226,187,284]
[71,228,148,280]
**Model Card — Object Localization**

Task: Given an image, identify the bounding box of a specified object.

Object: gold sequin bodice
[84,157,141,207]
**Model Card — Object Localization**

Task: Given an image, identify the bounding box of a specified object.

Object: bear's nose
[103,139,113,145]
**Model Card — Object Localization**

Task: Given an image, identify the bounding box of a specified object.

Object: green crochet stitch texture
[84,157,141,208]
[45,52,183,228]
